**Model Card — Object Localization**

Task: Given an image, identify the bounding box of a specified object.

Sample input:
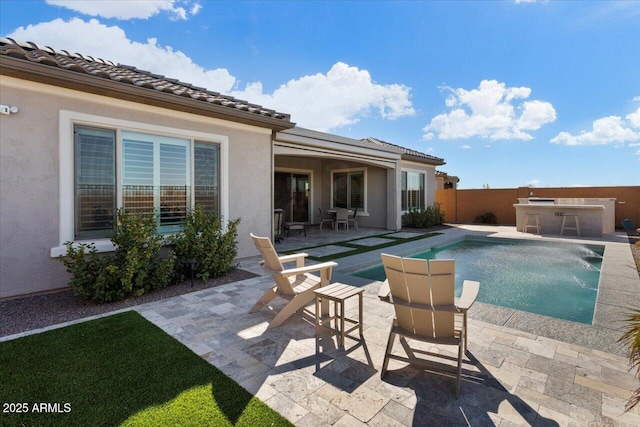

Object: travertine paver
[347,237,396,247]
[304,245,355,258]
[384,232,426,239]
[6,225,638,426]
[129,263,640,426]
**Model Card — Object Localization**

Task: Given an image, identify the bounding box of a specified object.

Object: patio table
[326,209,353,230]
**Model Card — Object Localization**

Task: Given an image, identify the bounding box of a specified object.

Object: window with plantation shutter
[72,124,221,240]
[75,126,116,239]
[194,142,219,214]
[121,131,190,233]
[401,171,425,211]
[331,169,366,210]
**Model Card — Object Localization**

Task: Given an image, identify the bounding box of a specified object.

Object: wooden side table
[314,282,364,348]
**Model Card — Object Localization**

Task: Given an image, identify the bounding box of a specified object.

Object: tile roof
[362,137,445,165]
[0,37,293,127]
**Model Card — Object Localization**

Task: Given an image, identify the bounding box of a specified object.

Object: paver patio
[133,225,640,426]
[4,225,639,425]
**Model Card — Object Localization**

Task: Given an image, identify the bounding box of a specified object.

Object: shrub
[59,210,174,303]
[474,212,498,225]
[58,242,104,301]
[619,308,640,411]
[171,206,241,282]
[402,203,446,228]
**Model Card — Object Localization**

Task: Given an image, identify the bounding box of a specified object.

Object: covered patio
[129,225,640,426]
[272,128,445,234]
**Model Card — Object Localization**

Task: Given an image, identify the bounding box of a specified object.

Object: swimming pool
[354,237,604,324]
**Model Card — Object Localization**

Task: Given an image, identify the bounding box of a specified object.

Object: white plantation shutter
[121,131,190,230]
[75,126,116,239]
[349,171,365,209]
[194,142,220,214]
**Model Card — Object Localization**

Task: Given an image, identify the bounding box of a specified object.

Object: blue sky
[1,0,639,189]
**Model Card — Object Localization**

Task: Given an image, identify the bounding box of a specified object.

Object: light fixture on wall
[0,104,19,115]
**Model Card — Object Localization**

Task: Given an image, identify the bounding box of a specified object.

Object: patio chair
[249,233,338,329]
[335,208,349,231]
[380,253,479,398]
[273,209,284,243]
[318,208,334,230]
[347,207,359,230]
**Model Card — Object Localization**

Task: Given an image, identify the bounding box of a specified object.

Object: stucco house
[0,37,444,299]
[436,170,459,190]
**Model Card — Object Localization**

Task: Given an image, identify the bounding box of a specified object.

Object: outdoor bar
[514,197,616,237]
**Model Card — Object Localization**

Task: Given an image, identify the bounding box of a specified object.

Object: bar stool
[314,282,364,348]
[522,213,541,234]
[561,214,580,236]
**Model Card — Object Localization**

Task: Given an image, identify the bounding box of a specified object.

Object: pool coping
[331,225,640,356]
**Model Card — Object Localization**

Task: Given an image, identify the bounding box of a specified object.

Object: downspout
[271,130,276,242]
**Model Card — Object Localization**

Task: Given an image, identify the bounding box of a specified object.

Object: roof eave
[402,153,446,166]
[0,56,295,131]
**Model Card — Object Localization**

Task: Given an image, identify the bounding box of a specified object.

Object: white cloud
[461,145,472,149]
[231,62,415,131]
[191,3,202,15]
[8,19,413,132]
[550,107,640,145]
[526,179,540,187]
[45,0,200,20]
[8,18,235,92]
[633,96,640,102]
[627,107,640,128]
[423,80,556,141]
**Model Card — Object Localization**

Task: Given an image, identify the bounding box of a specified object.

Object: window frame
[330,168,367,213]
[52,110,229,257]
[401,169,426,212]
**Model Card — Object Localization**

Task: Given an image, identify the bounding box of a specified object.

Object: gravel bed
[0,269,258,338]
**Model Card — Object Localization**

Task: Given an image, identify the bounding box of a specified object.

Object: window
[332,170,365,210]
[194,143,220,214]
[73,125,221,239]
[75,126,116,239]
[121,131,191,232]
[401,171,425,211]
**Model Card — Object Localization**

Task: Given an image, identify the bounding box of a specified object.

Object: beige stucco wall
[0,78,272,299]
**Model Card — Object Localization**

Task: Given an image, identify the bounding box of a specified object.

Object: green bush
[59,210,174,303]
[474,212,498,225]
[402,203,446,228]
[171,206,241,282]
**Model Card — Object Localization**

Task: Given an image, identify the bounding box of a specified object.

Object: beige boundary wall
[436,186,640,228]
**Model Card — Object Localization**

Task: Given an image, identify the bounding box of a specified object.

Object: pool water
[354,238,604,324]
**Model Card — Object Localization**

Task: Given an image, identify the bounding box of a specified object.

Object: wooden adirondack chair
[380,253,479,398]
[249,233,338,329]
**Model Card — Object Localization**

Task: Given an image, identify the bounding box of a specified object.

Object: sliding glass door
[274,171,310,222]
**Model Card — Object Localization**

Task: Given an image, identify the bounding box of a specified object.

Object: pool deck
[333,224,640,357]
[4,225,640,425]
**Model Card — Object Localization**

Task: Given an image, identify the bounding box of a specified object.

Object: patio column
[386,162,402,230]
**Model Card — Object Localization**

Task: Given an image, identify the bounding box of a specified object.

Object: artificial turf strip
[285,231,442,262]
[0,311,293,427]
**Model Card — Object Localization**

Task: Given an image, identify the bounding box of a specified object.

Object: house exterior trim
[1,55,295,131]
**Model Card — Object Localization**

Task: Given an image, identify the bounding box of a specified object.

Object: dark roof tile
[0,37,292,124]
[362,137,444,165]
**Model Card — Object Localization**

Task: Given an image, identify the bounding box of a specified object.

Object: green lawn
[0,311,292,427]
